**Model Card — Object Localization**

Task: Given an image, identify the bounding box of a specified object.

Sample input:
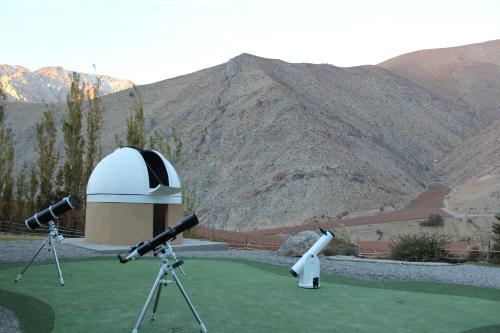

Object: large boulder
[278,230,320,257]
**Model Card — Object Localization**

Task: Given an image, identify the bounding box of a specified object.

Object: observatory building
[85,147,184,245]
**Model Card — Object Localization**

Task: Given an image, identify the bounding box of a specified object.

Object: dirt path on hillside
[195,185,453,250]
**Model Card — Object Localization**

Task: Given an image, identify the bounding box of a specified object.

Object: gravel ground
[0,307,21,333]
[0,240,104,263]
[0,241,499,333]
[1,241,499,290]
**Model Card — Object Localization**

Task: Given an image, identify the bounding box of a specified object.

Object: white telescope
[289,229,335,289]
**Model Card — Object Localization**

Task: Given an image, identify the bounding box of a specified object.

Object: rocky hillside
[0,65,133,103]
[379,39,500,125]
[438,117,500,184]
[5,53,481,231]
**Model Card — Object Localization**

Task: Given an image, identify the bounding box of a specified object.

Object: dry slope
[5,54,480,231]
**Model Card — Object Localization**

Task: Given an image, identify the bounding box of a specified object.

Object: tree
[149,130,171,159]
[126,85,146,148]
[28,164,38,215]
[12,162,29,222]
[149,127,183,162]
[492,214,500,263]
[493,214,500,237]
[182,182,197,217]
[84,79,104,183]
[0,82,15,223]
[62,72,85,227]
[419,214,444,227]
[35,103,59,209]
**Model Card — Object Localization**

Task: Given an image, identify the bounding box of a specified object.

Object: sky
[2,0,500,84]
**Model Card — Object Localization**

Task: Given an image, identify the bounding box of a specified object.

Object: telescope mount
[15,220,65,286]
[131,241,208,333]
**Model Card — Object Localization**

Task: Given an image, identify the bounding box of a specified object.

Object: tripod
[131,244,207,333]
[15,221,65,286]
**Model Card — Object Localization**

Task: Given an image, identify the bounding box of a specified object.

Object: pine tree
[126,85,146,148]
[35,103,59,209]
[62,72,85,228]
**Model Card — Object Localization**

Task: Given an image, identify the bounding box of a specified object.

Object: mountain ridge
[0,64,133,103]
[4,41,500,231]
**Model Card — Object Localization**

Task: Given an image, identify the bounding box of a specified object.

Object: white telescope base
[298,254,320,289]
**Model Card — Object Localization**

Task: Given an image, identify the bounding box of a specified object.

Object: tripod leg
[49,237,64,286]
[132,267,165,333]
[15,239,47,282]
[150,275,165,322]
[178,264,186,276]
[171,269,208,333]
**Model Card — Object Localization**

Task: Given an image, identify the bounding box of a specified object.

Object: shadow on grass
[459,324,500,333]
[0,288,54,333]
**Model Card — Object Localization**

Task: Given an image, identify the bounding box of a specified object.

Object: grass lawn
[0,257,499,333]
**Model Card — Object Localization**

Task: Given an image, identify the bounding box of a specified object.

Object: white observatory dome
[86,147,182,204]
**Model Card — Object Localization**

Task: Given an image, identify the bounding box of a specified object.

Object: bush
[419,214,444,227]
[492,214,500,263]
[390,233,449,262]
[323,225,359,257]
[467,246,487,261]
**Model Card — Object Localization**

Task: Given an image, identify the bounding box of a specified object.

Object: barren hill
[5,54,480,231]
[0,65,133,103]
[379,39,500,124]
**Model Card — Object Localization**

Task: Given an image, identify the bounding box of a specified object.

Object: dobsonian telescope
[15,196,76,286]
[289,229,335,289]
[118,214,208,333]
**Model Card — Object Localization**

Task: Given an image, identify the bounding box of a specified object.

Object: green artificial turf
[0,257,499,333]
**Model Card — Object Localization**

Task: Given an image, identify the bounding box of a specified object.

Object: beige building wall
[167,204,184,245]
[85,202,184,245]
[85,202,153,245]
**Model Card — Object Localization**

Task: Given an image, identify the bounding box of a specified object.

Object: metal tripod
[131,247,208,333]
[15,221,65,286]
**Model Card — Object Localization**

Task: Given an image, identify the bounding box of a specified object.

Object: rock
[278,231,320,257]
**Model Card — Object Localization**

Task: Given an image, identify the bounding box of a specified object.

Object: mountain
[379,40,500,217]
[379,39,500,125]
[5,53,480,231]
[0,65,133,103]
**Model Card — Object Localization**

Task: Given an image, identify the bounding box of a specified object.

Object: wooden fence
[0,220,85,238]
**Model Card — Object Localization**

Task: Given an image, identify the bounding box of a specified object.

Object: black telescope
[118,214,199,263]
[25,196,76,231]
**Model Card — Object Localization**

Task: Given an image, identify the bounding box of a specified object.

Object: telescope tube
[119,214,199,263]
[25,196,76,231]
[289,229,334,277]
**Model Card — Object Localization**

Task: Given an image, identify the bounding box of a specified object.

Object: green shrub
[419,214,444,227]
[492,214,500,263]
[323,225,359,257]
[467,246,487,261]
[390,233,449,262]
